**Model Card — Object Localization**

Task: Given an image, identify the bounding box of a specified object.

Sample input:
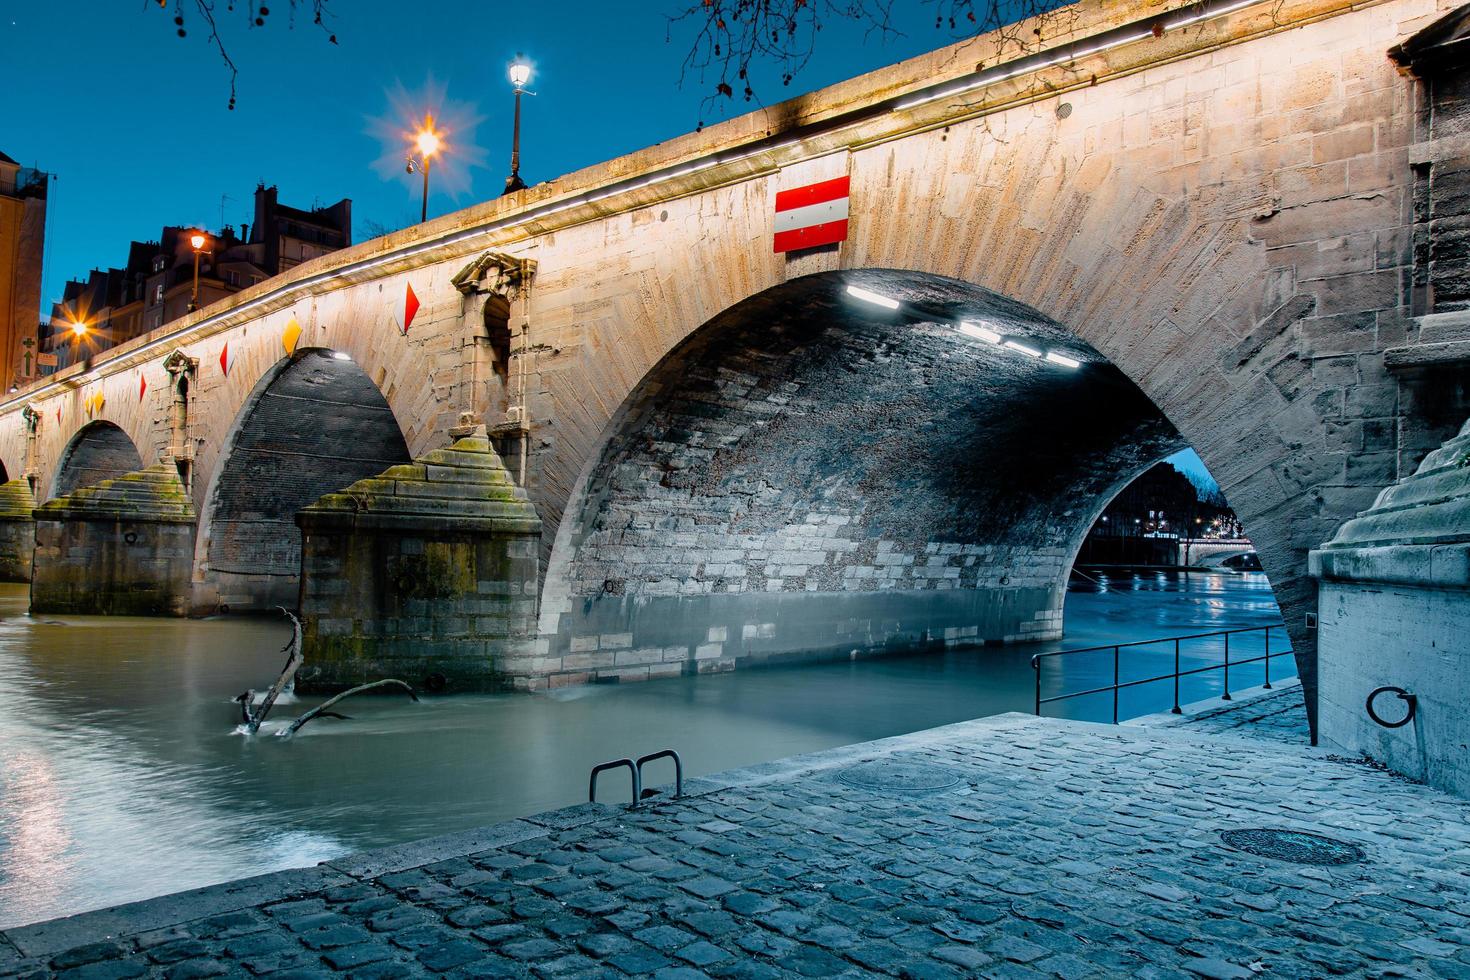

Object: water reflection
[0,571,1286,928]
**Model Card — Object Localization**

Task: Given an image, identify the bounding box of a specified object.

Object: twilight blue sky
[4,1,954,308]
[2,1,1217,490]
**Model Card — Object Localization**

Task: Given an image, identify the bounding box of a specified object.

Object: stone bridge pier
[0,0,1466,730]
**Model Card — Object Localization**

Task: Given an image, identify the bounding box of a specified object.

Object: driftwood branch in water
[281,679,420,737]
[239,609,304,734]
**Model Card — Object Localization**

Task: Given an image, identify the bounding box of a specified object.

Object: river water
[0,571,1288,929]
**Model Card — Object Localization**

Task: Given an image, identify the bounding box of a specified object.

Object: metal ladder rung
[589,748,683,807]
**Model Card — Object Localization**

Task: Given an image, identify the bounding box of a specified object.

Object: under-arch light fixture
[845,284,900,309]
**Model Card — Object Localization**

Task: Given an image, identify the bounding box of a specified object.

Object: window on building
[154,283,164,303]
[152,257,165,273]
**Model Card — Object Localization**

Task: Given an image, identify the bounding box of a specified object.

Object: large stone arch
[50,421,144,498]
[537,270,1196,684]
[521,3,1433,717]
[191,347,411,613]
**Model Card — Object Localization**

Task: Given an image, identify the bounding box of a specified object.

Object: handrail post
[1171,637,1182,714]
[1221,632,1232,701]
[1262,625,1272,689]
[1113,645,1120,724]
[1032,655,1041,716]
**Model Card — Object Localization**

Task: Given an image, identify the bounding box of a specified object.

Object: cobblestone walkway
[1131,682,1311,747]
[4,706,1468,979]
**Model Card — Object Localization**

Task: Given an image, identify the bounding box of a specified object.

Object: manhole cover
[1220,828,1365,866]
[835,759,964,794]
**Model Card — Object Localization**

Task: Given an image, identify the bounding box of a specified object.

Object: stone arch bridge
[2,0,1467,734]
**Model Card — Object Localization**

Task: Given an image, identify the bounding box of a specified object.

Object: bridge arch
[192,347,411,613]
[538,270,1202,680]
[51,421,144,499]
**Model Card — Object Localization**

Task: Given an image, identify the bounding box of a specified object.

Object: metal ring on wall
[1366,686,1417,729]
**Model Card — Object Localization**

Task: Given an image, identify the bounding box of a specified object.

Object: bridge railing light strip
[893,0,1262,111]
[2,0,1265,412]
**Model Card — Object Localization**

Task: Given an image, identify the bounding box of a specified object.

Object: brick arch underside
[542,272,1186,683]
[196,349,411,613]
[51,422,144,498]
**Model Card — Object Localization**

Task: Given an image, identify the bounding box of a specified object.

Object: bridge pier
[30,462,197,616]
[294,430,542,694]
[1311,414,1470,798]
[0,479,36,582]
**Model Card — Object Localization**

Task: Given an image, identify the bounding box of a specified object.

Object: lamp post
[188,232,210,313]
[405,120,440,223]
[504,56,532,195]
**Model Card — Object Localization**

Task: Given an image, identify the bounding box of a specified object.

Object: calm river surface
[0,571,1288,928]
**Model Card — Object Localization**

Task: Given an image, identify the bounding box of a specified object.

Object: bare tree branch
[282,680,421,737]
[152,0,338,109]
[666,0,1090,125]
[236,608,304,734]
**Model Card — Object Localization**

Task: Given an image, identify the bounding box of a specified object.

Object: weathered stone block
[30,463,196,616]
[295,434,541,693]
[0,479,37,582]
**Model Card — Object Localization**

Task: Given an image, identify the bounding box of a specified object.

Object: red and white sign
[219,342,235,377]
[773,176,850,254]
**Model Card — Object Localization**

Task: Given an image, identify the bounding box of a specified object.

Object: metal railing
[1032,625,1289,723]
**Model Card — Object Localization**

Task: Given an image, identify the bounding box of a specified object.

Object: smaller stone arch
[193,347,412,613]
[51,421,144,499]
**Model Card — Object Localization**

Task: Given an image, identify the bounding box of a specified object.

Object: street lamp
[188,232,210,313]
[69,317,89,338]
[504,55,532,195]
[405,117,441,224]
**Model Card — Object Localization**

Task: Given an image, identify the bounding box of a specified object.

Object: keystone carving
[163,349,199,379]
[451,251,537,299]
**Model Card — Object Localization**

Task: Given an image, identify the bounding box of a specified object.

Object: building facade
[0,151,48,388]
[42,184,350,371]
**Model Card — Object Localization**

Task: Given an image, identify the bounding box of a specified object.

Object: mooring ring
[1366,686,1416,729]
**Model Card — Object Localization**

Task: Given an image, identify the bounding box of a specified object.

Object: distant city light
[1003,340,1042,358]
[1045,351,1081,368]
[845,285,900,309]
[958,321,1003,344]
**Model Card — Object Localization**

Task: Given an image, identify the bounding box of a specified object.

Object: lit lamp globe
[70,320,88,337]
[415,128,440,158]
[510,60,531,89]
[190,233,207,250]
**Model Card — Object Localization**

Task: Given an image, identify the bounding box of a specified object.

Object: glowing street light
[70,318,89,338]
[188,231,211,313]
[405,116,442,224]
[504,55,532,195]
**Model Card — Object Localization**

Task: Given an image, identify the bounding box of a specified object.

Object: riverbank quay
[4,689,1467,979]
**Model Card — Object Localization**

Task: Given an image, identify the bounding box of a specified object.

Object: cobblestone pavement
[1132,682,1311,747]
[4,704,1469,979]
